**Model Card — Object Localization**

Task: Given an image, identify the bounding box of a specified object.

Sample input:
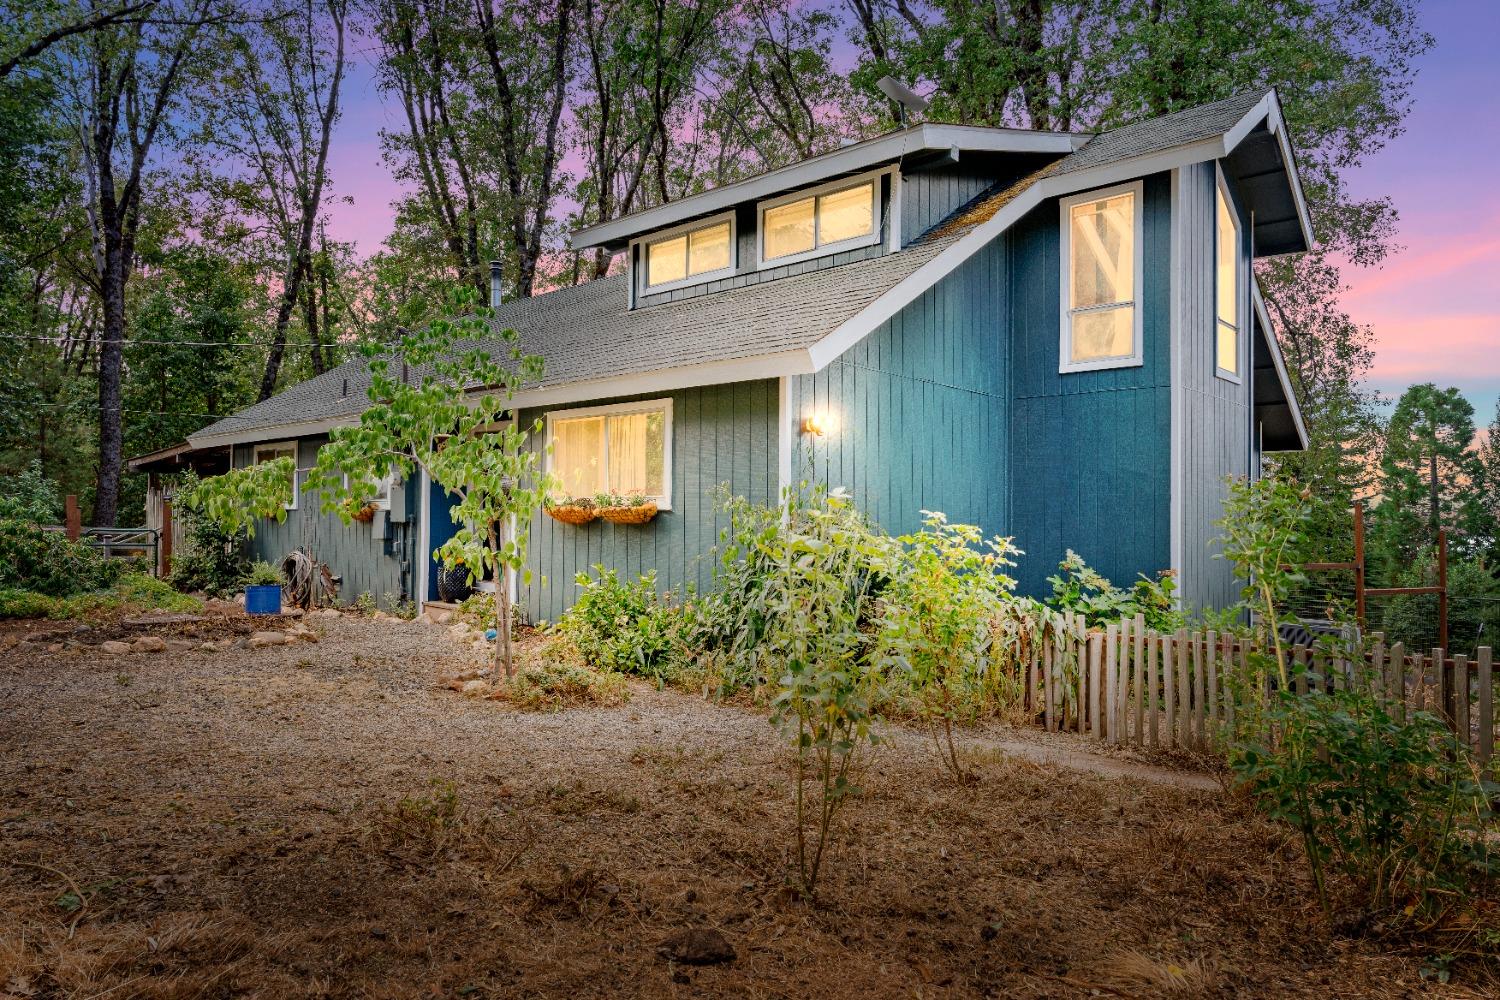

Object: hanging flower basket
[350,503,378,523]
[546,501,598,526]
[599,502,658,525]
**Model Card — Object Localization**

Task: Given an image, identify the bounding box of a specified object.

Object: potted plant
[244,560,285,615]
[437,555,476,603]
[346,499,378,523]
[597,492,658,525]
[544,494,598,526]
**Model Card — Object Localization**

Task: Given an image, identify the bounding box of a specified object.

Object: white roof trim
[574,123,1087,251]
[1251,281,1310,451]
[189,414,361,450]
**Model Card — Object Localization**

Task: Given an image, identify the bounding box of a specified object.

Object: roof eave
[1252,281,1310,452]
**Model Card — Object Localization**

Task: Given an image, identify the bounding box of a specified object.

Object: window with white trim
[758,173,880,266]
[344,470,394,509]
[641,215,734,292]
[546,399,672,507]
[252,441,298,510]
[1215,179,1242,380]
[1059,181,1143,372]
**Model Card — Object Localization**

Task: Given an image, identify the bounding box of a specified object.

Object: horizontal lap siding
[233,438,412,608]
[518,381,779,623]
[790,239,1009,541]
[1007,174,1173,597]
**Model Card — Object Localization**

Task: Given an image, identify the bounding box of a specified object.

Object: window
[758,173,879,266]
[641,215,734,292]
[252,441,298,510]
[1058,181,1144,372]
[1215,179,1241,380]
[344,470,394,509]
[546,399,672,508]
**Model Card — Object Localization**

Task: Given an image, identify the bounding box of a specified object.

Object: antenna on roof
[876,76,929,127]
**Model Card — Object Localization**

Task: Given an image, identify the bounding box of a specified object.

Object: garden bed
[0,616,1479,997]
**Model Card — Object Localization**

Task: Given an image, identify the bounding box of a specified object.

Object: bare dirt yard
[1,613,1487,998]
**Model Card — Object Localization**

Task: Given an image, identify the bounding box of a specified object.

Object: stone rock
[280,607,304,618]
[132,635,167,653]
[165,639,197,653]
[426,607,454,625]
[371,611,391,622]
[248,631,293,648]
[317,607,341,619]
[657,929,736,966]
[461,679,488,695]
[234,593,246,606]
[199,641,220,652]
[47,642,63,653]
[100,640,132,654]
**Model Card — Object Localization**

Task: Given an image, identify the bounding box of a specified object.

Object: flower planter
[245,584,283,615]
[437,565,475,604]
[350,503,377,523]
[546,504,598,526]
[598,502,658,525]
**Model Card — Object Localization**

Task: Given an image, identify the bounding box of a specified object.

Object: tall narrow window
[547,400,672,507]
[642,216,734,291]
[1059,182,1143,371]
[1215,182,1241,379]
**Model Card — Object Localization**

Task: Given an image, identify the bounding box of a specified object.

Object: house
[131,88,1309,620]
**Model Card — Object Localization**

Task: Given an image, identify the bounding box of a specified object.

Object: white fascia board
[189,415,359,450]
[1222,89,1315,254]
[574,124,1085,251]
[1251,281,1311,451]
[807,137,1227,371]
[500,349,814,410]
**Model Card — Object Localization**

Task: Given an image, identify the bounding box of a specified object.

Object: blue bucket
[245,584,283,615]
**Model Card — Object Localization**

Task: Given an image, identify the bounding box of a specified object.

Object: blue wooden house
[140,89,1308,619]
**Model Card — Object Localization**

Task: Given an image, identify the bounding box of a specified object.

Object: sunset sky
[321,0,1500,426]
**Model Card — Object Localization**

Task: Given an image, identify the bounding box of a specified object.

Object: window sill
[1059,356,1144,374]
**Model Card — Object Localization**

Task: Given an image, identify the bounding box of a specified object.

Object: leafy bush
[1046,549,1182,631]
[244,560,284,586]
[1233,686,1497,939]
[555,566,686,683]
[875,511,1023,781]
[0,460,62,522]
[0,589,61,619]
[499,661,630,711]
[0,573,202,620]
[0,518,122,597]
[167,494,251,598]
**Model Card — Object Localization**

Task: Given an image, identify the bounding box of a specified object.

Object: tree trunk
[93,202,129,527]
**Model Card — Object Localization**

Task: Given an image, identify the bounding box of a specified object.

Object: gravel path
[0,614,1467,998]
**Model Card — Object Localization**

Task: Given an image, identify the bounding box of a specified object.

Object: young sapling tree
[305,286,551,676]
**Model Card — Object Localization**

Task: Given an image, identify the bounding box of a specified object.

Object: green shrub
[499,661,630,711]
[1233,686,1498,935]
[1046,549,1183,631]
[0,460,62,522]
[555,566,686,683]
[245,560,284,586]
[167,499,250,598]
[0,589,62,618]
[0,518,122,597]
[0,573,202,620]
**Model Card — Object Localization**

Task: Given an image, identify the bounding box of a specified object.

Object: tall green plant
[305,285,550,676]
[177,457,294,541]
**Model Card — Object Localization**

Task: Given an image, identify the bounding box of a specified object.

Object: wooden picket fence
[1025,613,1497,765]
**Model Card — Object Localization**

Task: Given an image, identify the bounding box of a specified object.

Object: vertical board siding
[234,437,413,608]
[789,239,1010,541]
[518,381,779,623]
[1006,173,1174,596]
[1173,161,1252,611]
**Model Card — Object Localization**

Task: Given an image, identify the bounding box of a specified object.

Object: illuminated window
[1059,182,1143,372]
[547,399,672,507]
[1215,180,1241,379]
[643,217,734,290]
[759,175,879,264]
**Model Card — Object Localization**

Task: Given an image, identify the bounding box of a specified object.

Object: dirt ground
[0,614,1489,998]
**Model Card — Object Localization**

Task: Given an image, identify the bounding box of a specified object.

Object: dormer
[573,124,1088,310]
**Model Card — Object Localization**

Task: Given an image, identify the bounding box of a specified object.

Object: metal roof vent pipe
[489,259,503,310]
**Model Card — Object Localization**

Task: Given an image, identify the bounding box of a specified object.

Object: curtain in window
[552,416,605,497]
[606,411,665,496]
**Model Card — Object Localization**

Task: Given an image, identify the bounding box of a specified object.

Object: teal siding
[789,240,1009,541]
[1006,173,1174,597]
[233,437,414,608]
[518,381,779,623]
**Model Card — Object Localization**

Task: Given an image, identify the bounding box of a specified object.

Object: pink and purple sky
[322,0,1500,424]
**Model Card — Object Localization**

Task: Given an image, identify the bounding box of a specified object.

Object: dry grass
[1,616,1491,998]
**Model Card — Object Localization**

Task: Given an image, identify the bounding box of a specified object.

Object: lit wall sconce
[801,411,836,436]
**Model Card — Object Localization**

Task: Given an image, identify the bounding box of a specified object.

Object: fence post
[64,494,81,540]
[1133,614,1146,744]
[1454,654,1470,756]
[1479,647,1493,766]
[1148,633,1161,747]
[160,499,173,577]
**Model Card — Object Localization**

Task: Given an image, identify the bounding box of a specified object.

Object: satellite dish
[876,76,930,125]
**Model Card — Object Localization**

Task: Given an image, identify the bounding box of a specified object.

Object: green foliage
[0,518,122,597]
[875,511,1022,781]
[1380,556,1500,658]
[305,285,550,675]
[167,489,252,599]
[244,560,285,587]
[1232,687,1497,934]
[0,573,202,620]
[0,589,60,619]
[500,661,631,712]
[1045,549,1184,632]
[0,460,62,522]
[555,566,686,684]
[177,458,293,540]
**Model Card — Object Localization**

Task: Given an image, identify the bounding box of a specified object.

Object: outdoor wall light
[801,412,836,436]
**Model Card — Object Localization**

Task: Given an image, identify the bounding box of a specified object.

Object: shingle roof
[188,90,1276,447]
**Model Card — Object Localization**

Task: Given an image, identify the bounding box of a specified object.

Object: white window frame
[343,470,395,510]
[1058,179,1145,373]
[252,440,299,510]
[1213,166,1244,384]
[544,397,674,510]
[756,168,884,269]
[632,211,737,297]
